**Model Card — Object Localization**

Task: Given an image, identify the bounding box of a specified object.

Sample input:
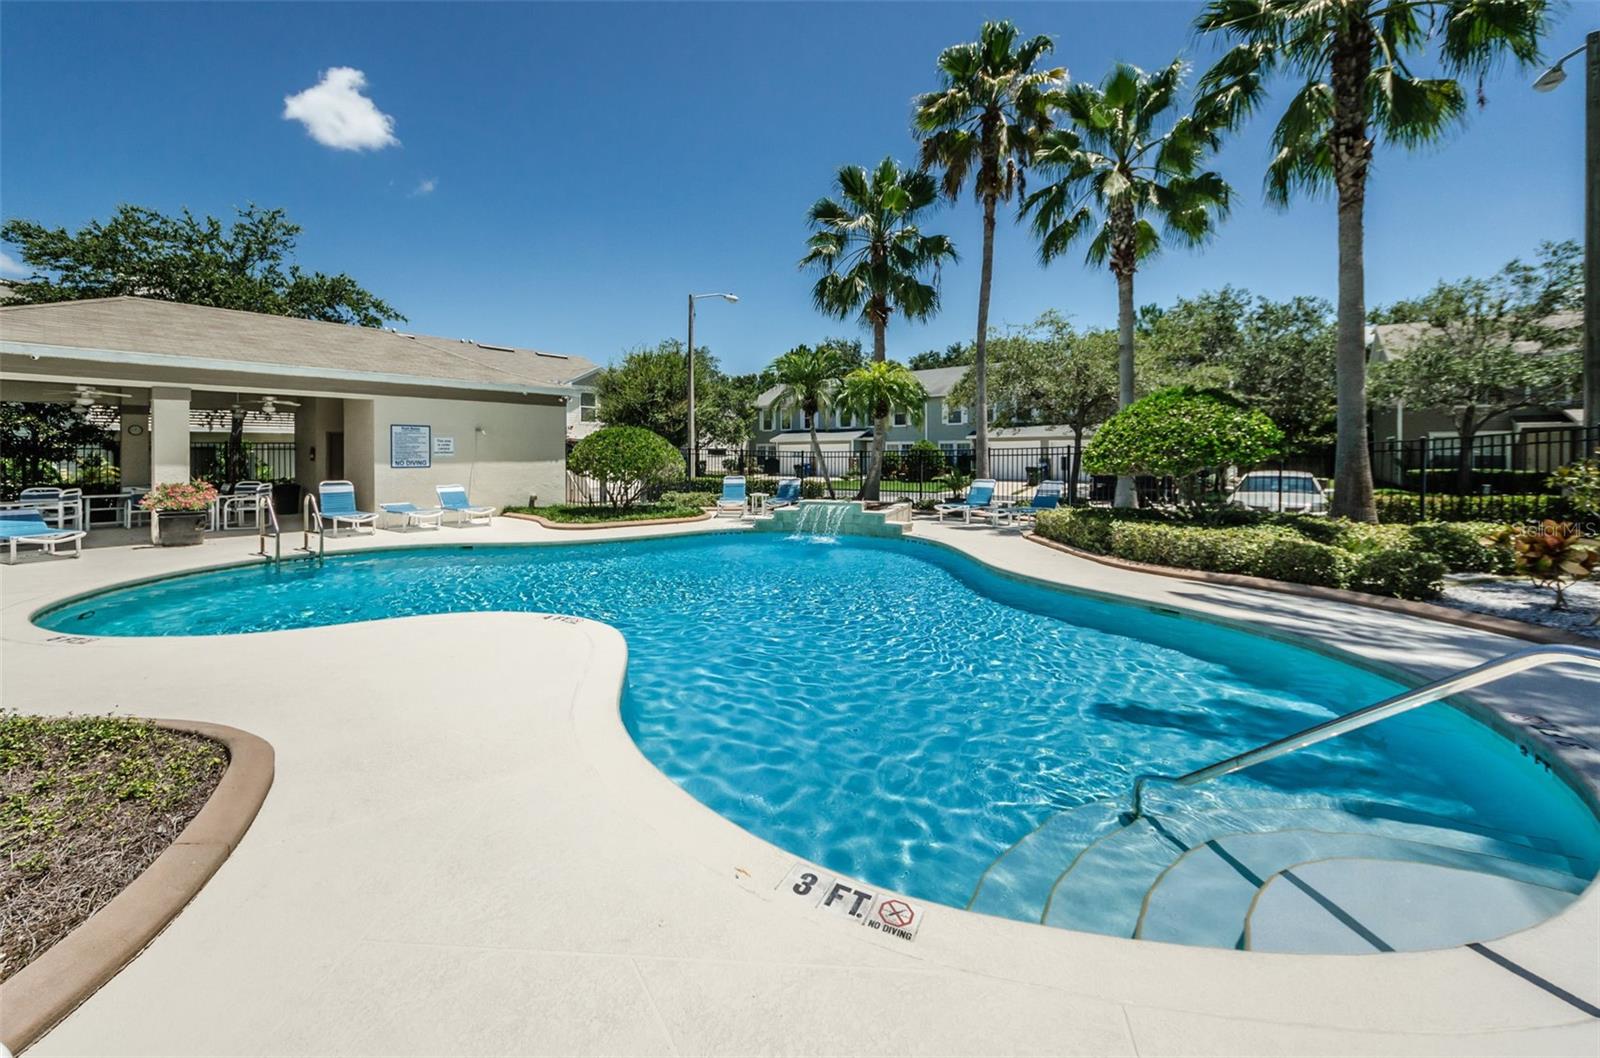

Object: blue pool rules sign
[390,424,432,468]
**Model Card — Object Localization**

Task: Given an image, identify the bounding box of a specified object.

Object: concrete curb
[502,511,714,530]
[1024,531,1597,647]
[0,720,274,1054]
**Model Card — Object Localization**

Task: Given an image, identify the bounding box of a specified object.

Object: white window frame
[578,391,599,423]
[758,410,773,432]
[943,403,966,426]
[892,408,910,427]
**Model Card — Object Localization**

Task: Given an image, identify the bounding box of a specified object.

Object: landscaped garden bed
[1,714,226,981]
[1437,577,1600,639]
[502,498,710,526]
[1033,507,1510,601]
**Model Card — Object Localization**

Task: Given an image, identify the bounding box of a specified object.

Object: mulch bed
[1,714,226,980]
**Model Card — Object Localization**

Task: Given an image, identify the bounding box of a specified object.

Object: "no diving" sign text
[778,863,924,942]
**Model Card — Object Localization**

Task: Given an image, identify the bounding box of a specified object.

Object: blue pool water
[38,532,1600,914]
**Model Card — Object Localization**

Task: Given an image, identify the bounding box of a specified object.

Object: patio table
[85,491,147,529]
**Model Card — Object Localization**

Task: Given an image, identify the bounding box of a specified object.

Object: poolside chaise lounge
[983,479,1064,526]
[766,477,801,511]
[0,508,87,563]
[716,476,748,517]
[317,480,378,536]
[379,502,445,530]
[934,479,997,523]
[436,484,494,527]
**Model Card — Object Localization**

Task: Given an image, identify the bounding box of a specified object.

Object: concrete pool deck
[1,515,1597,1056]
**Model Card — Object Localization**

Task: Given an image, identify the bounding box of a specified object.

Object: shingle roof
[0,296,598,391]
[1369,312,1582,361]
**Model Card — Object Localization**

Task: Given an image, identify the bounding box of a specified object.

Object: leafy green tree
[567,426,685,510]
[767,342,857,498]
[595,340,753,449]
[801,157,956,500]
[906,342,972,370]
[1369,249,1582,494]
[0,403,117,495]
[1025,59,1232,508]
[949,311,1119,465]
[1,204,403,326]
[837,361,928,498]
[1195,0,1552,521]
[1084,386,1284,504]
[915,20,1066,478]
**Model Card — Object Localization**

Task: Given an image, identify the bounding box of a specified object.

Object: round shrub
[1083,387,1284,501]
[1348,549,1447,600]
[1405,521,1510,574]
[568,426,684,510]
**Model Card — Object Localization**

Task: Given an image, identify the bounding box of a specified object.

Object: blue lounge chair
[317,480,377,536]
[435,484,494,526]
[985,480,1064,526]
[766,477,801,511]
[380,502,444,530]
[934,479,996,523]
[716,476,748,518]
[0,508,87,563]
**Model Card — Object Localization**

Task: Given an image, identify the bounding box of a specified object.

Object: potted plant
[142,480,218,546]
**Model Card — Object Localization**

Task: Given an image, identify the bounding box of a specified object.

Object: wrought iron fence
[0,443,123,496]
[1370,425,1597,523]
[190,441,298,484]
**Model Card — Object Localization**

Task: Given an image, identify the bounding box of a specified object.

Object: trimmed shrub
[1083,386,1284,501]
[660,491,716,509]
[1035,508,1116,552]
[568,426,684,510]
[1349,549,1448,600]
[1256,535,1353,588]
[1405,521,1510,574]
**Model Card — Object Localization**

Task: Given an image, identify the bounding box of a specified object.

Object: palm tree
[1024,59,1232,508]
[768,343,855,498]
[801,157,957,501]
[1194,0,1550,521]
[838,361,928,493]
[914,20,1066,479]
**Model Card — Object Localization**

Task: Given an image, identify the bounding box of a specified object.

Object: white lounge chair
[317,480,378,536]
[436,484,494,526]
[934,479,997,523]
[219,480,270,530]
[380,502,445,530]
[0,508,87,563]
[716,476,748,517]
[19,486,83,530]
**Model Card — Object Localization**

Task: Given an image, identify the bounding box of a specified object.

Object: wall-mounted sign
[433,436,456,457]
[390,424,432,468]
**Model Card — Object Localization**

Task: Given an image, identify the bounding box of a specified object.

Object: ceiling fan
[47,384,133,413]
[242,394,302,416]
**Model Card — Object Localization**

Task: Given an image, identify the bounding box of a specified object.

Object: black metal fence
[190,441,297,484]
[0,443,122,495]
[1370,425,1598,523]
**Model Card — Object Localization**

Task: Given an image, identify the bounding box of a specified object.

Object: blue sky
[2,1,1595,373]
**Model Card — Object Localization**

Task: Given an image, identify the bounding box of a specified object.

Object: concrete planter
[151,510,208,547]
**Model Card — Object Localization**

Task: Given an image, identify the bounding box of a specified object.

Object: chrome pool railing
[299,493,325,559]
[256,493,281,562]
[1128,644,1600,820]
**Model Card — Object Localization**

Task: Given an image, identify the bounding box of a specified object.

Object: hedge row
[1373,490,1574,525]
[1032,508,1510,600]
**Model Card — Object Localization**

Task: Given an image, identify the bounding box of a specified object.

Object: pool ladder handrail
[1128,644,1600,820]
[299,493,325,558]
[255,491,282,562]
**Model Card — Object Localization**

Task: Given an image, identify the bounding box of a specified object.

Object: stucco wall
[363,395,565,510]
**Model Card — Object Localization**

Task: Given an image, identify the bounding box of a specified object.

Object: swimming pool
[38,532,1599,945]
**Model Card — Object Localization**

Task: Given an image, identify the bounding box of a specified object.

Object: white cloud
[0,250,30,279]
[282,67,398,151]
[410,177,438,197]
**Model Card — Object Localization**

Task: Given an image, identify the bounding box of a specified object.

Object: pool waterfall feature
[34,532,1600,953]
[757,498,910,539]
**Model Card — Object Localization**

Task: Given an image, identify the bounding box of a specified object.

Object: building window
[578,391,599,423]
[892,408,909,427]
[758,410,773,432]
[944,404,966,425]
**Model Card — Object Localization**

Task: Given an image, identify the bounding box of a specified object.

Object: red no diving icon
[878,900,915,928]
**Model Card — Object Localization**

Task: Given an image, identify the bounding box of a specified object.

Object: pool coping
[1023,530,1597,648]
[0,720,274,1054]
[501,510,715,530]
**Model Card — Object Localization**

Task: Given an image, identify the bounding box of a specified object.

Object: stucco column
[119,405,151,487]
[148,387,191,485]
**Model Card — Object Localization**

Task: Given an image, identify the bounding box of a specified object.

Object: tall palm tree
[801,157,957,501]
[1194,0,1550,521]
[914,20,1066,479]
[838,361,928,493]
[1024,59,1232,508]
[768,342,855,498]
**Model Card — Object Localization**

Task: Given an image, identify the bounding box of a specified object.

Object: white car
[1228,470,1328,514]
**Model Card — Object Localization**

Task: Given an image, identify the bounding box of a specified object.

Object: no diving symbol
[878,899,914,929]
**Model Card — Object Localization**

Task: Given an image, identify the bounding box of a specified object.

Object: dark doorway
[326,431,345,480]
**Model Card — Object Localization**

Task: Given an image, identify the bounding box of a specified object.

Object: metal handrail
[256,492,282,562]
[299,493,325,558]
[1128,644,1600,820]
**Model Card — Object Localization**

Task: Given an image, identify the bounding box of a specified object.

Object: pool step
[1243,858,1580,954]
[967,802,1126,921]
[1041,818,1185,936]
[1134,829,1587,949]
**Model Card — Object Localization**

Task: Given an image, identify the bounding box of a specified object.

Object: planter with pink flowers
[141,481,218,547]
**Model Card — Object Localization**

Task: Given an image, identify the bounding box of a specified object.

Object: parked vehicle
[1228,470,1328,515]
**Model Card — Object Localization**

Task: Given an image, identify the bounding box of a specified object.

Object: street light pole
[685,292,738,470]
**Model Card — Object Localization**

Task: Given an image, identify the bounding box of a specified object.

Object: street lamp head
[1532,64,1567,92]
[721,294,739,303]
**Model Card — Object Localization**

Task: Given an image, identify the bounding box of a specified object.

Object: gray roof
[0,296,598,391]
[768,430,870,444]
[1369,312,1582,361]
[756,364,969,407]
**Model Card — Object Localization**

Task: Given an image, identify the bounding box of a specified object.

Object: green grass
[505,503,706,524]
[1,713,226,980]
